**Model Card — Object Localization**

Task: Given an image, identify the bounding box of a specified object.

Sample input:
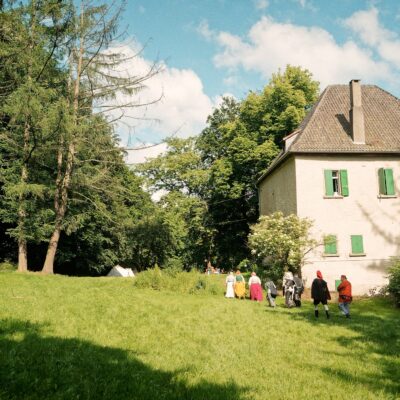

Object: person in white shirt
[225,271,235,298]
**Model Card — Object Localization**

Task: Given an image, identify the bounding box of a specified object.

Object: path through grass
[0,272,399,399]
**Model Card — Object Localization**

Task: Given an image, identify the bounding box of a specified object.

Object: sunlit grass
[0,272,399,400]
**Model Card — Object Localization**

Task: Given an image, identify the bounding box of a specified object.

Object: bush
[0,260,17,272]
[133,267,223,296]
[162,257,184,276]
[387,259,400,307]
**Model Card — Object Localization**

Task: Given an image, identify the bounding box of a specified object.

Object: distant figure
[337,275,352,318]
[293,273,304,307]
[234,270,246,299]
[311,270,331,319]
[283,271,295,308]
[249,272,263,302]
[225,272,235,298]
[264,277,277,308]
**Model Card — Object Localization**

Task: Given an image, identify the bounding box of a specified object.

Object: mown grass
[0,272,399,400]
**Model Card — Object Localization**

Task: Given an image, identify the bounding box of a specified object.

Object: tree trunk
[42,221,61,274]
[42,141,75,274]
[18,239,28,272]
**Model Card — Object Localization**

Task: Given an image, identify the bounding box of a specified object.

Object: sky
[110,0,400,163]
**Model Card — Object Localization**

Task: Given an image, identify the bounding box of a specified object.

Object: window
[324,235,337,255]
[378,168,395,196]
[324,170,349,197]
[350,235,365,255]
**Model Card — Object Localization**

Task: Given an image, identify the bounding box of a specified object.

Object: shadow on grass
[0,319,247,400]
[281,301,400,397]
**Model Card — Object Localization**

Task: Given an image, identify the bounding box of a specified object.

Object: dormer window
[324,169,349,197]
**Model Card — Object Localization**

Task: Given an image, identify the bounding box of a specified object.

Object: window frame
[324,169,349,198]
[323,234,339,257]
[378,168,396,198]
[349,234,366,257]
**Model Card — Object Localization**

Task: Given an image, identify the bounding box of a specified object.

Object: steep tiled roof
[289,84,400,153]
[257,84,400,184]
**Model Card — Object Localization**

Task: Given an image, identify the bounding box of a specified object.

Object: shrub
[248,212,316,280]
[162,257,184,276]
[0,260,17,272]
[387,259,400,307]
[133,268,224,296]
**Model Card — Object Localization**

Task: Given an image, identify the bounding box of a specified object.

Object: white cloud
[211,15,394,89]
[255,0,269,11]
[196,20,216,41]
[344,7,400,67]
[104,43,215,147]
[124,142,168,165]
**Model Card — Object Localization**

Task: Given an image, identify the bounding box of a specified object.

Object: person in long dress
[249,271,263,302]
[225,271,235,298]
[234,270,246,299]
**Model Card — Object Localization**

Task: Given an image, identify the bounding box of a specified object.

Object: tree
[41,0,161,273]
[138,137,214,268]
[0,0,72,271]
[195,66,319,267]
[248,212,316,281]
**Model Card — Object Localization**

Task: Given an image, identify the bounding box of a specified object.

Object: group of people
[225,270,263,301]
[224,269,353,319]
[311,270,352,319]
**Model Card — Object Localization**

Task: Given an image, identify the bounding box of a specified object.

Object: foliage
[0,260,16,272]
[0,0,162,274]
[1,272,399,399]
[132,267,223,295]
[248,212,316,281]
[387,258,400,307]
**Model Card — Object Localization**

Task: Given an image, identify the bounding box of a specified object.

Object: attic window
[324,170,349,197]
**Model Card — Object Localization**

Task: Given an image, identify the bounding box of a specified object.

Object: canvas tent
[107,265,135,277]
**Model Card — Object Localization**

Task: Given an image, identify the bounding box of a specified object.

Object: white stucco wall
[259,157,297,216]
[295,154,400,294]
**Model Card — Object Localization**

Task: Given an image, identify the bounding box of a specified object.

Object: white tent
[107,265,135,277]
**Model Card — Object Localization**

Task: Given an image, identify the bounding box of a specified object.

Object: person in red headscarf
[311,270,331,318]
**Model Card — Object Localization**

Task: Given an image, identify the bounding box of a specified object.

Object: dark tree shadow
[0,319,247,400]
[283,302,400,397]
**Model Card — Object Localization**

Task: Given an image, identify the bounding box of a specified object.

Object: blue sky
[112,0,400,159]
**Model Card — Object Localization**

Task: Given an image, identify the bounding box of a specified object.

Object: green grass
[0,272,399,400]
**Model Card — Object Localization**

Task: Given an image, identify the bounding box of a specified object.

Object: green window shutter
[324,235,337,254]
[324,170,334,196]
[340,170,349,196]
[378,168,387,195]
[384,168,395,195]
[351,235,364,254]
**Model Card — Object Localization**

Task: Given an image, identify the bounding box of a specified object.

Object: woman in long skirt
[249,272,263,302]
[225,271,235,298]
[234,270,246,299]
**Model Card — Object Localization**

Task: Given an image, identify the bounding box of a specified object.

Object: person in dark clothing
[293,273,304,307]
[311,270,331,319]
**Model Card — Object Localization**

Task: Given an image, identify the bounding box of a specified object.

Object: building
[257,80,400,294]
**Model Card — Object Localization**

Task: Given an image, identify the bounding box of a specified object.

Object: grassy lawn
[0,272,399,400]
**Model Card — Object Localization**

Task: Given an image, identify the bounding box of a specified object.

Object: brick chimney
[349,79,365,144]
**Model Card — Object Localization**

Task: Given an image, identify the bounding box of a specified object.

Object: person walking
[234,270,246,299]
[225,271,235,298]
[337,275,352,318]
[249,272,263,302]
[264,277,277,308]
[311,270,331,319]
[293,273,304,307]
